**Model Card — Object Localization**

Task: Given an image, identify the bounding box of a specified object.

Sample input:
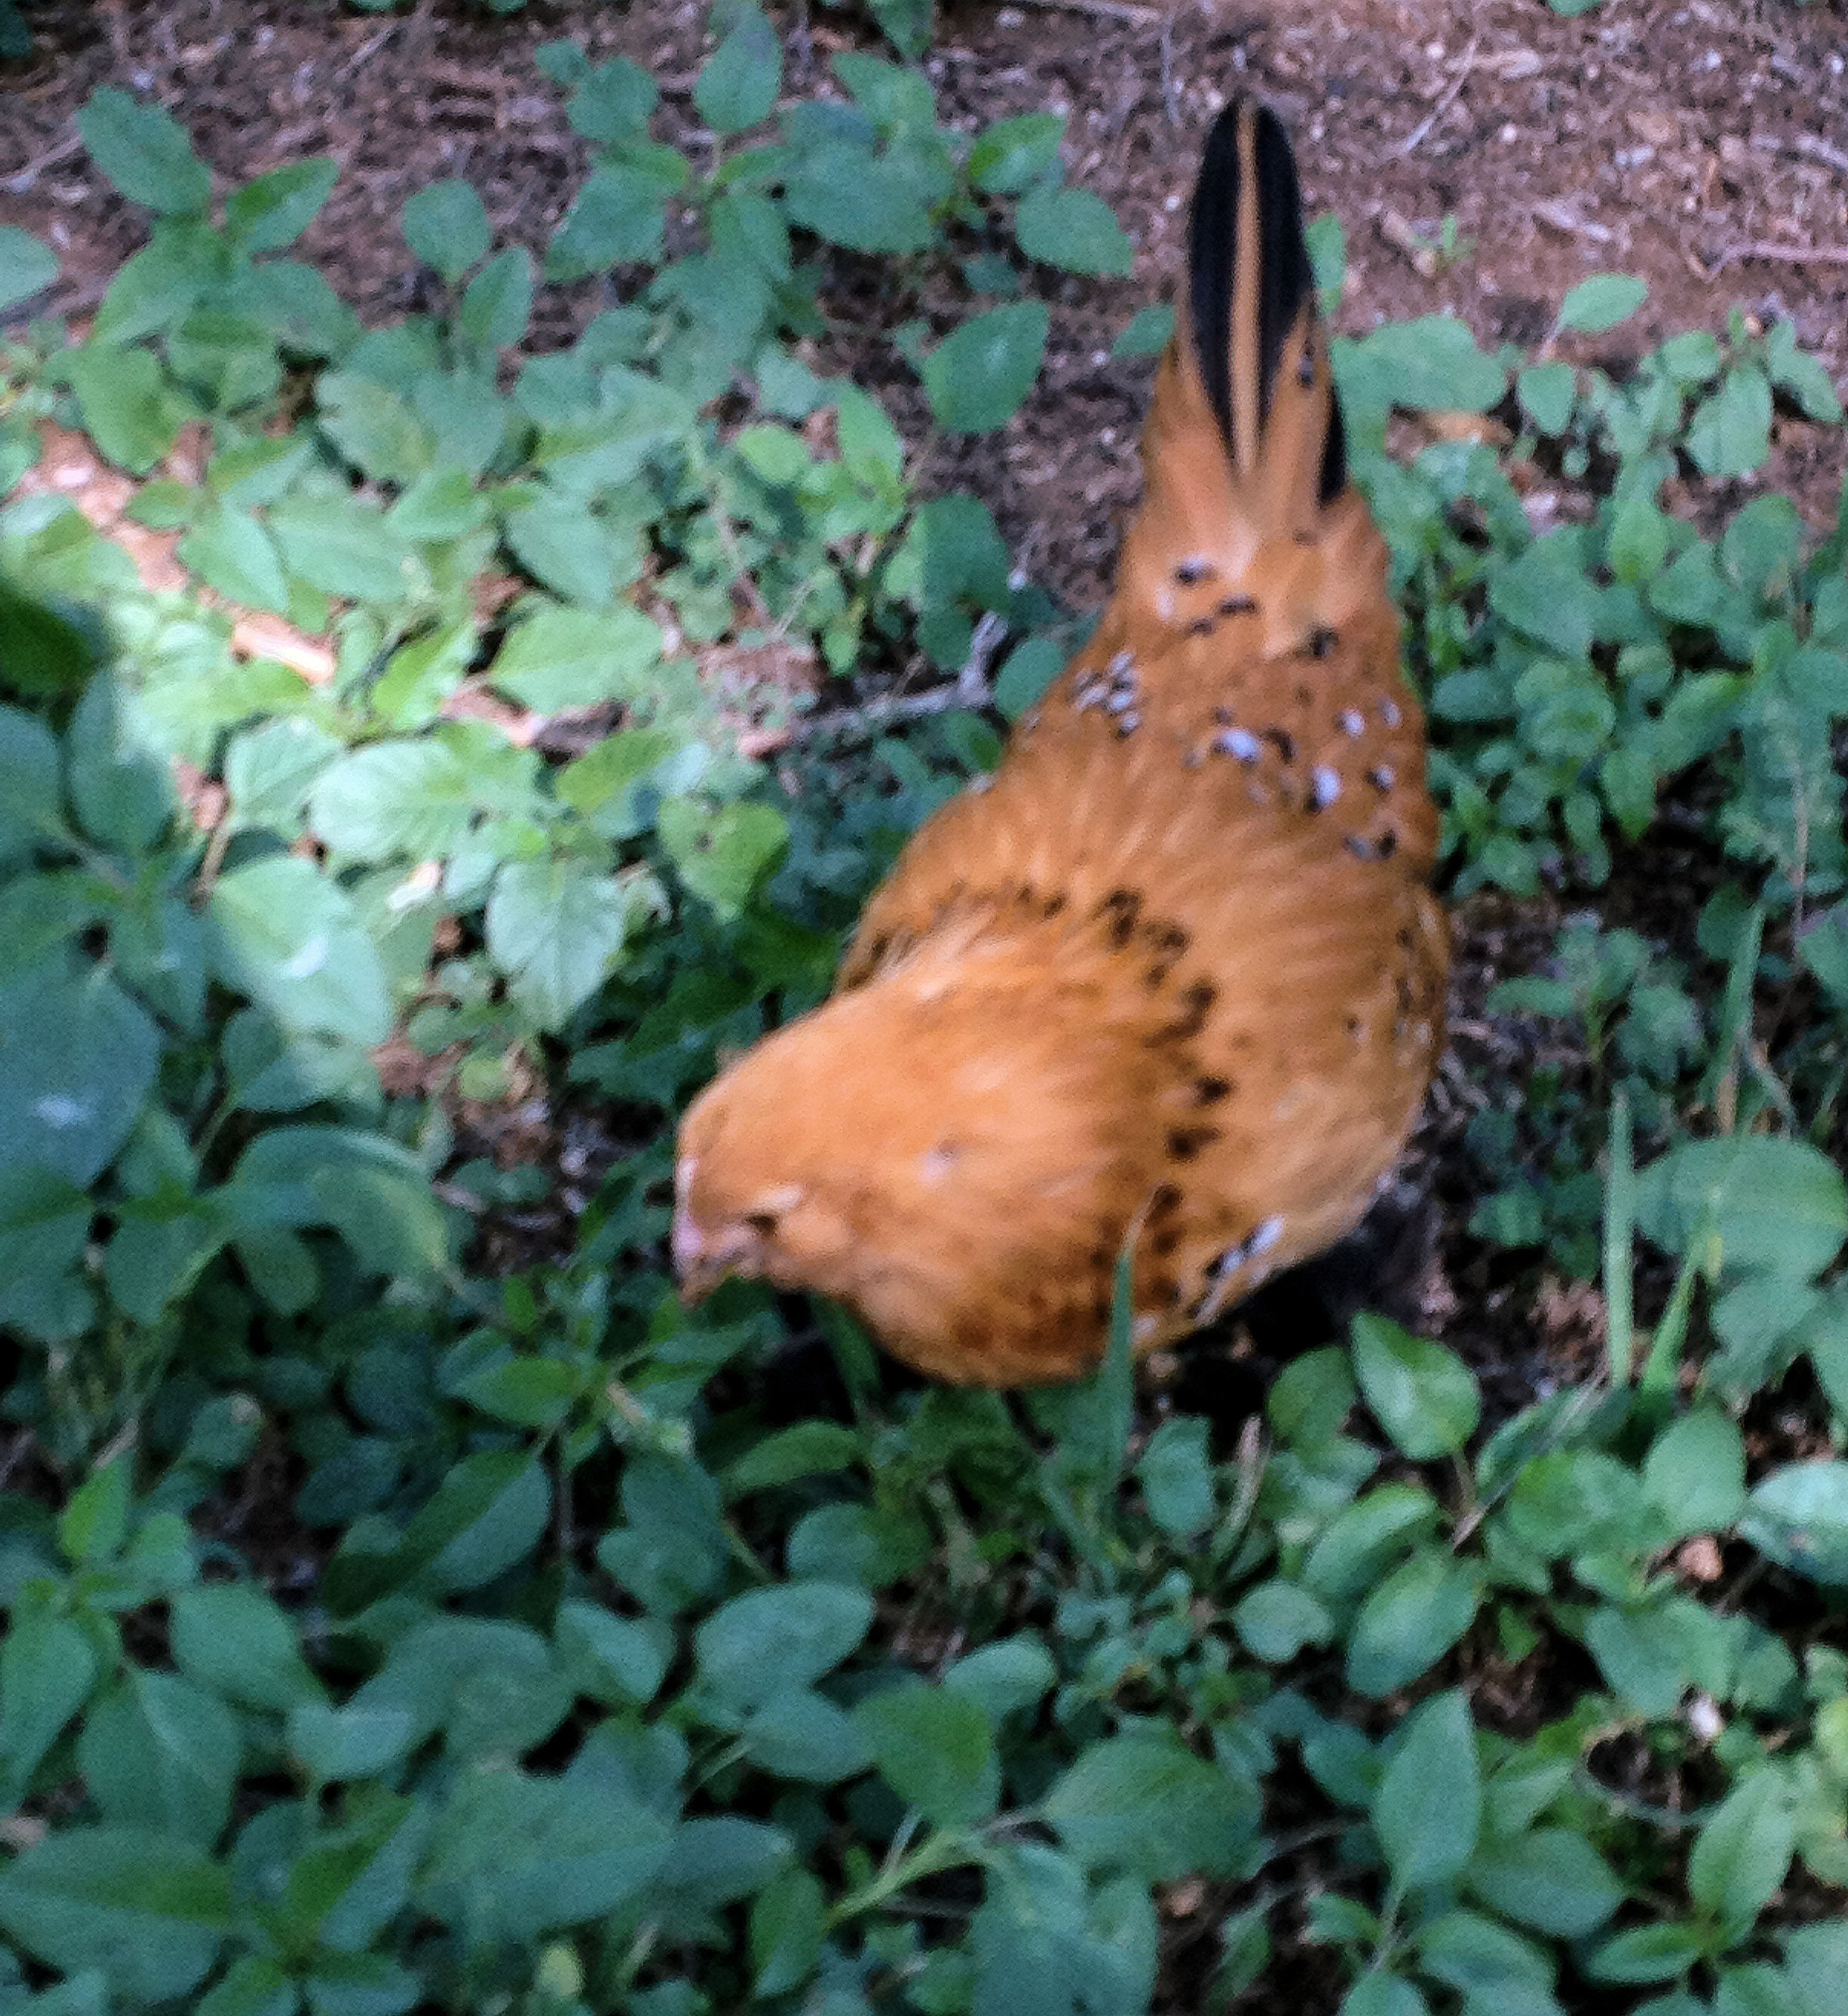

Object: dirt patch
[6,0,1846,599]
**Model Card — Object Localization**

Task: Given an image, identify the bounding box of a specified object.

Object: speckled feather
[674,99,1449,1386]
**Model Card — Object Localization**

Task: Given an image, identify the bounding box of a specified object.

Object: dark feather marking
[1168,1125,1220,1162]
[1193,1074,1233,1104]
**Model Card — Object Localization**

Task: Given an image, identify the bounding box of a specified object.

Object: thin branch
[1704,240,1848,273]
[1400,30,1482,156]
[1004,0,1161,23]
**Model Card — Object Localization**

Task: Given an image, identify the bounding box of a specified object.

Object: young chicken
[673,97,1448,1387]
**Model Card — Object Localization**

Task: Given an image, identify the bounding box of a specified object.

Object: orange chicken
[672,98,1448,1386]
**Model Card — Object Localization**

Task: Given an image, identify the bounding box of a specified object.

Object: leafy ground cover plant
[2,11,1848,2014]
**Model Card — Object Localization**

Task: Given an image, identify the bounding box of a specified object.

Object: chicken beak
[672,1205,759,1304]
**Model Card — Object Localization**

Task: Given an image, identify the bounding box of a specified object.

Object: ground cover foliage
[3,8,1848,2013]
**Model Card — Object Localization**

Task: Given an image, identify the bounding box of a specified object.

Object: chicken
[672,97,1448,1386]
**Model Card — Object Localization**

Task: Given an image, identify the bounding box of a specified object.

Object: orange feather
[673,99,1448,1386]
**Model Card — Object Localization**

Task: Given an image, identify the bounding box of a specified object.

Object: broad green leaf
[307,739,477,860]
[0,227,57,312]
[658,796,789,920]
[854,1681,999,1827]
[1688,366,1773,479]
[1517,360,1577,435]
[227,1125,447,1279]
[969,113,1065,195]
[401,178,493,283]
[1636,1135,1847,1280]
[1587,1920,1709,1984]
[545,165,667,280]
[1044,1728,1256,1881]
[65,342,184,472]
[0,1827,230,2004]
[487,857,655,1028]
[1372,1690,1481,1892]
[1231,1578,1334,1663]
[0,965,159,1185]
[419,1770,672,1943]
[1347,1549,1480,1697]
[922,302,1048,435]
[488,601,664,713]
[225,159,338,252]
[1340,1980,1431,2016]
[1352,1314,1480,1458]
[1468,1828,1624,1936]
[751,1866,826,1998]
[695,1582,873,1711]
[0,1612,99,1801]
[178,501,291,613]
[1136,1415,1215,1538]
[269,493,410,601]
[1014,184,1133,276]
[1489,533,1599,661]
[168,1582,326,1713]
[77,89,211,214]
[695,4,782,135]
[209,854,391,1044]
[1642,1406,1745,1536]
[1741,1461,1848,1585]
[1557,273,1648,335]
[459,246,533,351]
[780,144,935,255]
[77,1670,241,1848]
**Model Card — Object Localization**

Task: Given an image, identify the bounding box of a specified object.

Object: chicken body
[673,99,1448,1386]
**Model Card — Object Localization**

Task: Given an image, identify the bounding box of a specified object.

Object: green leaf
[659,797,790,920]
[1352,1314,1481,1458]
[969,113,1065,196]
[1372,1690,1481,1892]
[1346,1550,1480,1698]
[1044,1728,1256,1881]
[178,501,291,613]
[315,369,436,483]
[268,493,410,601]
[1587,1920,1708,1984]
[0,965,160,1185]
[78,1670,241,1848]
[695,1582,873,1712]
[401,178,493,282]
[227,1125,447,1279]
[307,738,477,859]
[0,227,58,313]
[1557,273,1649,335]
[545,165,667,280]
[168,1582,326,1714]
[695,3,782,135]
[0,1827,230,2004]
[921,302,1049,434]
[854,1682,1000,1827]
[58,1456,130,1564]
[419,1770,672,1944]
[225,159,338,252]
[1689,1771,1797,1927]
[1136,1415,1216,1538]
[780,144,935,255]
[76,89,212,214]
[555,1600,669,1708]
[751,1865,826,1997]
[1636,1135,1847,1280]
[209,854,391,1044]
[1489,534,1599,660]
[487,857,654,1029]
[1340,314,1507,415]
[1014,184,1133,276]
[459,246,533,351]
[65,342,184,472]
[1517,360,1577,436]
[1231,1578,1334,1663]
[1112,304,1174,360]
[0,1612,100,1801]
[1340,1980,1431,2016]
[1741,1461,1848,1586]
[1688,367,1773,478]
[1468,1828,1624,1936]
[1642,1406,1745,1536]
[488,601,664,713]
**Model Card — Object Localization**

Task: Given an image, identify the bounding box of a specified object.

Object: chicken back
[672,97,1448,1386]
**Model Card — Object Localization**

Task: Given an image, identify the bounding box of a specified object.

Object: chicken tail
[1120,98,1368,615]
